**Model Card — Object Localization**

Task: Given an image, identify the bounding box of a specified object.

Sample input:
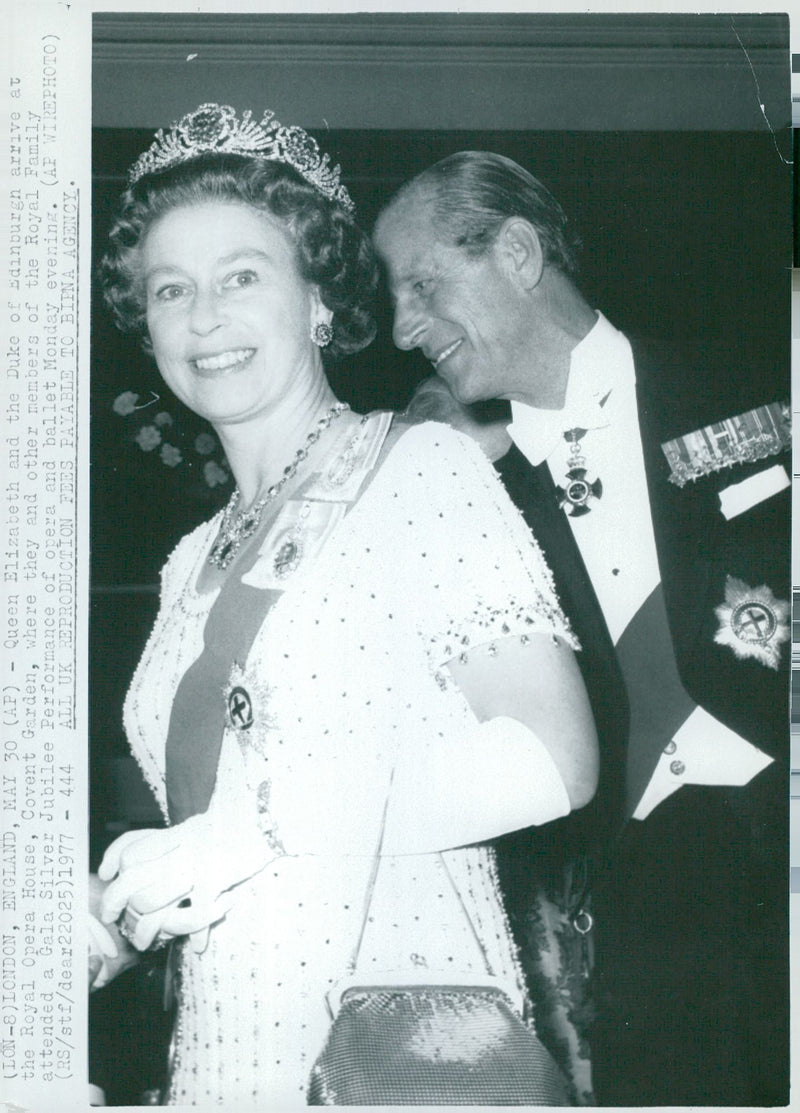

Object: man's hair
[386,150,580,276]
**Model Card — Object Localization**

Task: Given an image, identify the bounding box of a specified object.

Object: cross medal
[556,427,603,516]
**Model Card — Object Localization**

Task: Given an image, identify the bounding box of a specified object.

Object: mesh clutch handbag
[307,777,571,1107]
[307,981,570,1105]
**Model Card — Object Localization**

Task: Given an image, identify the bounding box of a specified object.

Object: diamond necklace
[208,402,350,570]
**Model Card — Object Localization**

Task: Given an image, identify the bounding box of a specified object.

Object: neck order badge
[556,427,603,516]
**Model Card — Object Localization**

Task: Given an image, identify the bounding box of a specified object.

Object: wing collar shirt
[508,312,771,819]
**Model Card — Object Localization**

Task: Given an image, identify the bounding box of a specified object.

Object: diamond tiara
[128,103,355,213]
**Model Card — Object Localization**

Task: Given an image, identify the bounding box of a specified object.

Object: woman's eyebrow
[217,248,274,267]
[144,248,274,283]
[144,264,183,281]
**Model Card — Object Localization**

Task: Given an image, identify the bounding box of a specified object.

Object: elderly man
[374,151,789,1106]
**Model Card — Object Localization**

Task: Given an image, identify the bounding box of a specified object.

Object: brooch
[241,499,345,591]
[306,410,393,502]
[713,576,789,670]
[223,663,276,753]
[255,780,286,856]
[661,401,790,488]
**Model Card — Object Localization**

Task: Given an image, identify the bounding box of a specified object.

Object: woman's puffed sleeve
[368,425,595,852]
[396,424,579,666]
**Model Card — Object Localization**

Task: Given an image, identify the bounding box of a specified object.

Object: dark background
[91,127,792,859]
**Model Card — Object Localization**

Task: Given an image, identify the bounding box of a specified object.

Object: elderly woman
[91,104,598,1106]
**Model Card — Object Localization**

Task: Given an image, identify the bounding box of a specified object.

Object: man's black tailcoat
[495,338,789,1105]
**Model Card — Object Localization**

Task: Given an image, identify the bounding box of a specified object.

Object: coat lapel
[494,444,628,839]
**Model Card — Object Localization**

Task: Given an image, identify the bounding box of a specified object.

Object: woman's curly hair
[99,154,378,361]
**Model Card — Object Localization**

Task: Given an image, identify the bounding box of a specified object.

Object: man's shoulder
[628,331,788,428]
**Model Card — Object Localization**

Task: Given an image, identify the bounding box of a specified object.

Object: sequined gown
[123,421,578,1106]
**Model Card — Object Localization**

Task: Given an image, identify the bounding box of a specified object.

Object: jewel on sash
[307,410,394,502]
[227,685,254,731]
[224,663,276,751]
[556,428,603,516]
[255,779,286,854]
[273,535,304,580]
[713,575,789,670]
[241,500,345,590]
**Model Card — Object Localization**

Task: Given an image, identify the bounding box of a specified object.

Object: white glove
[382,715,572,854]
[98,806,276,952]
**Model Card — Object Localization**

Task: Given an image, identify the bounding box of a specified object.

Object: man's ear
[495,217,545,292]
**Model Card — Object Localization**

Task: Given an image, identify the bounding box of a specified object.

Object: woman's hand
[97,810,274,951]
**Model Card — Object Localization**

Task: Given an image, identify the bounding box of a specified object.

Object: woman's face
[140,200,329,428]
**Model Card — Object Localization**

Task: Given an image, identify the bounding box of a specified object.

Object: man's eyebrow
[393,263,429,287]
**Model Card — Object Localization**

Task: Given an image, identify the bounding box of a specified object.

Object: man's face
[374,194,527,405]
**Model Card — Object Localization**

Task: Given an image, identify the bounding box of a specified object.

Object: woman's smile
[192,348,256,375]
